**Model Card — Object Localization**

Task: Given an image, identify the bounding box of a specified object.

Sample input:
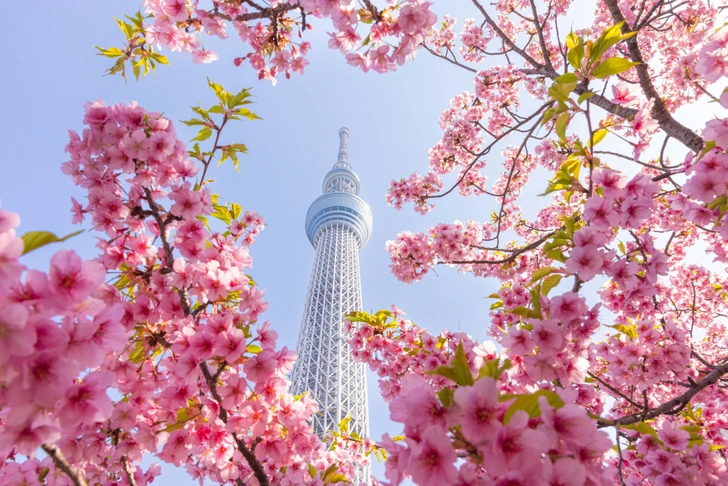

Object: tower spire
[335,127,350,168]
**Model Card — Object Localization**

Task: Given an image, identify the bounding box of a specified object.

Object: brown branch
[467,0,702,152]
[528,0,554,71]
[42,444,87,486]
[614,424,627,486]
[215,3,298,23]
[144,188,191,316]
[588,372,642,409]
[601,0,704,153]
[598,359,728,427]
[423,103,551,202]
[121,455,137,486]
[422,44,478,73]
[361,0,383,22]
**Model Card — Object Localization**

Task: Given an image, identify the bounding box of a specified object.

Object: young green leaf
[21,230,83,255]
[592,58,639,79]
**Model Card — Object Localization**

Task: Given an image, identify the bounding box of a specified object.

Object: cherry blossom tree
[4,0,728,485]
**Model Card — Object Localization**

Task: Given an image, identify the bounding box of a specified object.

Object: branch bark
[122,455,137,486]
[42,444,87,486]
[598,360,728,427]
[199,362,270,486]
[602,0,704,152]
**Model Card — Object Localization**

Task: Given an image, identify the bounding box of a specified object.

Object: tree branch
[42,444,87,486]
[121,455,137,486]
[598,359,728,427]
[601,0,704,152]
[199,362,270,486]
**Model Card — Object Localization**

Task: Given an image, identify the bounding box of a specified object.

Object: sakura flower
[0,303,36,365]
[406,425,458,486]
[453,377,499,445]
[658,421,690,451]
[48,250,104,303]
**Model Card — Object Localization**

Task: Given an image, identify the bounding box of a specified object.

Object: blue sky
[1,1,498,482]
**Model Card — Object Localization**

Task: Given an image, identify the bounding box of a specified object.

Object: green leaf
[126,11,145,30]
[578,91,596,104]
[555,112,570,142]
[211,206,232,225]
[541,274,562,295]
[207,78,226,103]
[246,344,263,354]
[591,128,608,146]
[233,108,261,121]
[566,32,584,69]
[500,390,565,424]
[548,82,577,103]
[149,52,170,65]
[610,323,637,340]
[590,21,636,62]
[546,249,568,263]
[479,358,511,380]
[555,72,578,83]
[229,203,242,220]
[437,387,455,407]
[530,267,556,283]
[308,465,317,480]
[192,127,213,142]
[95,46,125,58]
[429,343,474,386]
[592,57,639,79]
[324,473,349,484]
[337,416,350,435]
[621,421,659,440]
[191,105,212,122]
[209,105,224,114]
[129,342,146,364]
[115,18,134,39]
[21,230,83,255]
[543,238,570,253]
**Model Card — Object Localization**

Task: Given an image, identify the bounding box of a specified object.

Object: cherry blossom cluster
[346,309,612,485]
[381,2,728,485]
[113,0,438,83]
[346,307,495,401]
[1,94,373,485]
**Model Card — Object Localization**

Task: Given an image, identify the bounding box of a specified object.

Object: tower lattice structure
[290,128,373,484]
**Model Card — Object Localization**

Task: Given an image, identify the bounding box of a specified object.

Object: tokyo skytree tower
[290,128,372,483]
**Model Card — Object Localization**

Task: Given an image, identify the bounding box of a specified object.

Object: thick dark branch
[599,359,728,427]
[121,456,137,486]
[215,3,299,23]
[42,444,87,486]
[361,0,383,22]
[528,0,554,71]
[144,188,191,316]
[602,0,704,153]
[468,0,701,150]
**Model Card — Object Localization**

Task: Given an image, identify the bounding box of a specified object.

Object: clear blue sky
[1,1,496,482]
